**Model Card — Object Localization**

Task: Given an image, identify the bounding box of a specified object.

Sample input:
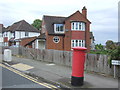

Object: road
[0,64,57,89]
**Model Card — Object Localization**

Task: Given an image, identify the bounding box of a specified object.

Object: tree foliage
[32,19,42,30]
[108,46,120,60]
[106,40,116,50]
[95,44,104,50]
[105,40,120,61]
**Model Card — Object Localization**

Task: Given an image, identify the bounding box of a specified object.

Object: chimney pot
[82,6,87,18]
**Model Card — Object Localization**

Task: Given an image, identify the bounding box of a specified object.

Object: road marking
[0,63,58,89]
[11,63,34,71]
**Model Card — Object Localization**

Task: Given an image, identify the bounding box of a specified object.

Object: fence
[2,46,119,77]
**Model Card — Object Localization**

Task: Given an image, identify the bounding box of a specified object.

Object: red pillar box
[71,47,87,86]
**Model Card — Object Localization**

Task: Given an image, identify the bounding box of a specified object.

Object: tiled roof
[37,33,46,39]
[2,27,7,33]
[8,20,40,33]
[43,15,66,35]
[43,10,91,35]
[0,24,7,33]
[15,37,37,46]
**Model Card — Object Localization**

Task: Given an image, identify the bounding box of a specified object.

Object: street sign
[112,60,120,65]
[111,60,120,78]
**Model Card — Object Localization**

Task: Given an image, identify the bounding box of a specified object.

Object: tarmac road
[0,64,56,89]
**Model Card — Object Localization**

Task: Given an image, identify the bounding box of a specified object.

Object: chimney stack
[82,6,87,18]
[0,24,3,27]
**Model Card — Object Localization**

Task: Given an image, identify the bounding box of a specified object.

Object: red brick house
[41,6,91,52]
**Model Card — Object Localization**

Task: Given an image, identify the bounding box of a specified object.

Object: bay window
[71,40,85,47]
[71,22,85,31]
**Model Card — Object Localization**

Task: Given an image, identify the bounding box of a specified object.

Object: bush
[90,50,108,55]
[108,46,120,60]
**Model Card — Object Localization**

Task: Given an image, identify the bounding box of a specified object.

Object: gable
[65,11,91,24]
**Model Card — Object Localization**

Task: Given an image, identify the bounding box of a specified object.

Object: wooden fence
[2,46,119,77]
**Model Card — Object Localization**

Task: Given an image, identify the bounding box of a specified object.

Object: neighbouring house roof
[90,32,95,41]
[15,37,37,46]
[7,20,40,33]
[37,33,46,39]
[2,27,8,33]
[0,24,7,33]
[25,34,46,46]
[9,38,15,42]
[43,15,66,35]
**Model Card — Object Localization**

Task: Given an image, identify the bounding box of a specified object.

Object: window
[72,23,74,30]
[54,24,64,33]
[71,40,85,47]
[4,42,8,46]
[25,32,29,36]
[53,36,60,43]
[71,22,85,31]
[6,32,7,37]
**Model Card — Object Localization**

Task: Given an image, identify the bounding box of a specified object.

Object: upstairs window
[25,32,29,37]
[71,22,85,31]
[54,24,64,33]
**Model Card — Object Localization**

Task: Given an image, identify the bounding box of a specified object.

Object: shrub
[108,46,120,60]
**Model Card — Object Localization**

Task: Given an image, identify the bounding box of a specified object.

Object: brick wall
[46,35,64,50]
[71,31,85,40]
[64,11,91,52]
[44,10,91,52]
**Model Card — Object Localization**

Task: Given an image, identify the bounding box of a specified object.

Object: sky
[0,0,119,45]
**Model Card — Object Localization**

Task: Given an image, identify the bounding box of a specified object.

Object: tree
[106,40,116,50]
[95,44,104,50]
[32,19,42,30]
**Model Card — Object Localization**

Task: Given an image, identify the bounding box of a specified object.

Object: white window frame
[71,22,85,31]
[71,39,85,48]
[25,32,29,37]
[53,36,60,43]
[54,24,65,33]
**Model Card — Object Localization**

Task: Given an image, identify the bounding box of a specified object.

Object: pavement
[0,54,119,89]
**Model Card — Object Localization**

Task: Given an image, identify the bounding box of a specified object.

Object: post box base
[71,76,84,86]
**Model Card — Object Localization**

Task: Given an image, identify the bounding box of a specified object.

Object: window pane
[76,22,78,30]
[78,40,81,46]
[60,25,63,31]
[72,40,74,47]
[76,40,78,46]
[72,23,74,30]
[82,40,83,47]
[56,24,59,31]
[25,32,28,36]
[79,22,81,30]
[82,23,85,31]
